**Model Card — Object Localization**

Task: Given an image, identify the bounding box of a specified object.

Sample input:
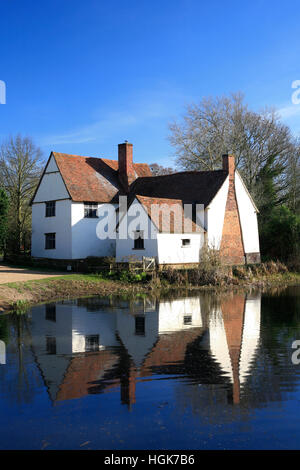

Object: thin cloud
[277,103,300,120]
[40,87,188,147]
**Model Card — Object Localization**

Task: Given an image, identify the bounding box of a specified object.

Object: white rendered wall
[46,154,59,172]
[116,309,159,368]
[235,172,260,254]
[239,294,261,384]
[205,176,229,250]
[32,154,72,259]
[158,297,203,332]
[116,199,204,264]
[116,198,159,262]
[30,303,74,400]
[31,199,72,259]
[208,308,234,383]
[157,233,204,265]
[71,307,118,352]
[33,171,69,203]
[71,202,117,259]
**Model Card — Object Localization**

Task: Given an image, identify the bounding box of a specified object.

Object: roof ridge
[54,153,150,166]
[135,169,226,179]
[53,152,104,160]
[136,194,183,202]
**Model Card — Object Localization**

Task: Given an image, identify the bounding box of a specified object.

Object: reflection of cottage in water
[29,293,261,408]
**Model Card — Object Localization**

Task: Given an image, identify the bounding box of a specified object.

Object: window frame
[45,304,56,322]
[84,202,98,219]
[133,230,145,250]
[135,315,145,336]
[45,201,56,217]
[45,232,56,250]
[183,315,192,325]
[46,336,57,355]
[181,238,191,247]
[85,334,100,352]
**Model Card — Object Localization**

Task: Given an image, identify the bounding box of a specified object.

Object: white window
[84,202,98,218]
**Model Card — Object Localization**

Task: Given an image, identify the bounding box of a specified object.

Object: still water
[0,287,299,450]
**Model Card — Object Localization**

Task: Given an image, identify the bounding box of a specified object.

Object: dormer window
[84,202,98,218]
[45,201,56,217]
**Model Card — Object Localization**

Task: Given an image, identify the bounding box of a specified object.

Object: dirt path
[0,264,69,284]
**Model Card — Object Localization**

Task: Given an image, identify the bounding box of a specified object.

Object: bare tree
[0,135,43,253]
[168,93,295,208]
[150,163,175,176]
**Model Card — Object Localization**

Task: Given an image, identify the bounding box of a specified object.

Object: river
[0,286,299,450]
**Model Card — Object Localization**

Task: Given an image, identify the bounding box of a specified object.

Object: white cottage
[31,142,260,266]
[31,142,151,260]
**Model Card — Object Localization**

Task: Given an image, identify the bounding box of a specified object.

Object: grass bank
[0,273,151,313]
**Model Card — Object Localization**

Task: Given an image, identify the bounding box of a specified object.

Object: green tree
[259,205,300,261]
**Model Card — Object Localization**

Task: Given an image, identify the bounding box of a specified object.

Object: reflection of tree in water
[0,313,43,405]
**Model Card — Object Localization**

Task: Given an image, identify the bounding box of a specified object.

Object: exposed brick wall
[245,252,261,264]
[118,142,136,192]
[219,155,245,265]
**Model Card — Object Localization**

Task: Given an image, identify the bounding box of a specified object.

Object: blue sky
[1,0,300,167]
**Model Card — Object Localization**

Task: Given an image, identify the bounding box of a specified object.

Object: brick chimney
[118,141,136,192]
[220,152,245,265]
[222,154,235,178]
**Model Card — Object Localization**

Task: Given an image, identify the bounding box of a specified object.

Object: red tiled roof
[52,152,152,203]
[135,195,204,233]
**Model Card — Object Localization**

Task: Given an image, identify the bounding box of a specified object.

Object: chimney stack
[118,141,136,192]
[222,154,235,177]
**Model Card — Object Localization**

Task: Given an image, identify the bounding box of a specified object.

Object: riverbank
[0,274,150,313]
[0,266,300,313]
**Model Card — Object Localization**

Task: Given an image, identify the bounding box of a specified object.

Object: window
[45,201,56,217]
[45,304,56,322]
[133,231,144,250]
[182,239,191,247]
[46,336,56,355]
[85,335,99,352]
[135,316,145,336]
[45,233,56,250]
[84,202,98,218]
[183,315,192,325]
